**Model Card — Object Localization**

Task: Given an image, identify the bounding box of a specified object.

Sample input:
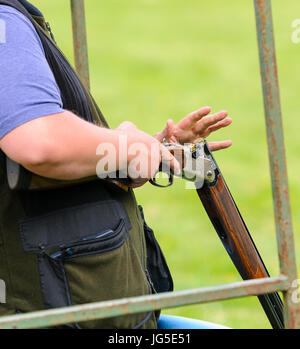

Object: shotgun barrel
[196,143,284,329]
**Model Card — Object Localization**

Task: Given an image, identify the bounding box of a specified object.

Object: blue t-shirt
[0,5,64,140]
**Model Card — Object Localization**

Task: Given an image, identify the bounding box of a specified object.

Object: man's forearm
[0,111,126,180]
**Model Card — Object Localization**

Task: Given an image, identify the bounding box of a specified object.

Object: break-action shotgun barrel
[196,144,284,329]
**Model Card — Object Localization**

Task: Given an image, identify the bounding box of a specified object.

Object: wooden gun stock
[196,145,284,329]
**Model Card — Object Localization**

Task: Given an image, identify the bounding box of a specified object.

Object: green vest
[0,0,172,329]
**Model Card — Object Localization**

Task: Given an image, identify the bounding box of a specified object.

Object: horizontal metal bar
[0,276,288,329]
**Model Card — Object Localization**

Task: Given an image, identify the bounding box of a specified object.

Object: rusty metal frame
[254,0,299,327]
[70,0,90,90]
[0,0,298,329]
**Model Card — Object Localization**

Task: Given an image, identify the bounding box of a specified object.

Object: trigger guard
[149,171,174,188]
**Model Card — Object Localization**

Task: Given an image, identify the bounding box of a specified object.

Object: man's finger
[192,110,228,134]
[154,119,175,142]
[208,140,232,151]
[176,106,211,130]
[206,117,232,135]
[160,144,181,175]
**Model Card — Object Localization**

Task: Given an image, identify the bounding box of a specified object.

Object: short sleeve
[0,5,64,139]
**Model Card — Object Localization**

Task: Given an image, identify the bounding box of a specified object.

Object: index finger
[160,144,181,176]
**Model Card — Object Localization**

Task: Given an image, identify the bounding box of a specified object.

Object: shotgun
[150,140,284,329]
[195,142,284,329]
[6,140,284,328]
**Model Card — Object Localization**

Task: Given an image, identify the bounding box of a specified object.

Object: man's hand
[154,106,232,151]
[116,121,180,188]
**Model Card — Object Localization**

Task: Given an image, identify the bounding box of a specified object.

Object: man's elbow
[1,137,60,175]
[0,115,67,174]
[20,142,59,171]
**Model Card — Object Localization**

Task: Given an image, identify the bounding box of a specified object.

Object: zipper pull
[145,268,156,293]
[45,21,56,43]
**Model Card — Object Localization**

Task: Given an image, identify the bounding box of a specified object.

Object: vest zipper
[145,268,157,294]
[45,22,56,42]
[128,234,153,294]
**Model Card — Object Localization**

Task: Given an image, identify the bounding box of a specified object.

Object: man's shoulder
[0,4,43,51]
[0,3,63,141]
[0,4,40,38]
[0,3,30,21]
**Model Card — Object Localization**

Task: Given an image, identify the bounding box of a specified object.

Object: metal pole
[254,0,299,328]
[70,0,90,90]
[0,276,288,329]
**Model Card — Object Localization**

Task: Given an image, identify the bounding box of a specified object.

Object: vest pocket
[37,218,128,328]
[18,200,153,329]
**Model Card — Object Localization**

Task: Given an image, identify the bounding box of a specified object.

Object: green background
[33,0,300,329]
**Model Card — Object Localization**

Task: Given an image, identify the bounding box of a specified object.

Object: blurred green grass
[34,0,300,329]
